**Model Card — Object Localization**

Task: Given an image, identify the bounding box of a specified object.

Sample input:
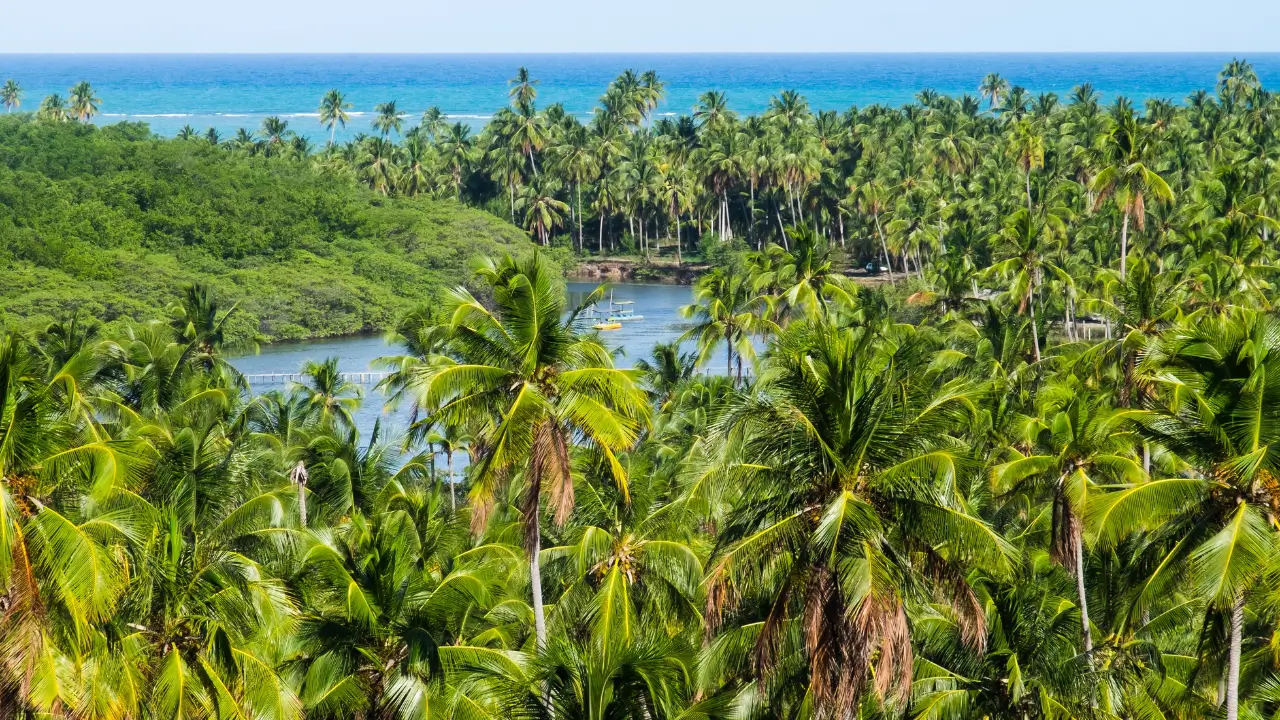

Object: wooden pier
[243,371,392,385]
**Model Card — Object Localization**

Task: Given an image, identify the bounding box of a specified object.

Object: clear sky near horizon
[3,0,1279,53]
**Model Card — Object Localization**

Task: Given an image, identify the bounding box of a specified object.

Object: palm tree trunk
[291,461,308,528]
[297,477,307,529]
[1120,208,1131,281]
[1074,530,1093,655]
[599,214,605,255]
[448,451,456,512]
[329,123,336,146]
[577,183,584,252]
[1227,594,1244,720]
[1025,169,1033,213]
[1028,289,1042,363]
[530,530,548,649]
[675,215,683,266]
[874,211,895,283]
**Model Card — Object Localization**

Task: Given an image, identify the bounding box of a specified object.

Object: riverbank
[568,257,895,287]
[568,258,708,284]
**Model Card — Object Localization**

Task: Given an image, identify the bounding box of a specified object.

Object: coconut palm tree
[437,122,473,201]
[373,100,403,138]
[509,66,539,111]
[294,357,363,432]
[979,72,1010,110]
[993,381,1145,658]
[293,485,515,719]
[396,253,650,649]
[1,80,21,113]
[1090,312,1280,720]
[1091,114,1175,280]
[67,81,101,122]
[987,208,1067,363]
[36,93,67,122]
[318,89,351,146]
[1009,118,1045,212]
[517,184,570,246]
[420,105,447,139]
[705,314,1011,719]
[679,268,772,382]
[260,115,291,154]
[550,123,598,250]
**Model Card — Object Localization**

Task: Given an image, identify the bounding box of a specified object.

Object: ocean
[1,53,1278,142]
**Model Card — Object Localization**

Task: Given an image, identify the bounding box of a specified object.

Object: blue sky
[4,0,1278,53]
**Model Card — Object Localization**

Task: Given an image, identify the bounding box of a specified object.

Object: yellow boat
[593,321,622,331]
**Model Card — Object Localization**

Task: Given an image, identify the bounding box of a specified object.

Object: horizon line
[4,50,1280,56]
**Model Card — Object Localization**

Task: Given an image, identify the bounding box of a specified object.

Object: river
[228,281,695,442]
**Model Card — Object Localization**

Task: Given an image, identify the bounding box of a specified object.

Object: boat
[606,298,645,322]
[592,321,623,331]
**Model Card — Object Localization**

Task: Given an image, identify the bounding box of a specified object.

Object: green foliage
[9,58,1280,720]
[0,116,536,342]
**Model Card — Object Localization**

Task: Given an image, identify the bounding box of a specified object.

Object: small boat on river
[606,298,645,322]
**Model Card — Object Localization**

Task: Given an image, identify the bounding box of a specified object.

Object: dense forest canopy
[0,116,540,341]
[4,59,1280,720]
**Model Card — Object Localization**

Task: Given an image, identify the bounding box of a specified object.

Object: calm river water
[228,282,695,442]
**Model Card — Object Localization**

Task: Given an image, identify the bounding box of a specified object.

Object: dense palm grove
[4,59,1280,720]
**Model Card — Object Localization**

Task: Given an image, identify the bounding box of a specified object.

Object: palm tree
[510,102,547,177]
[550,123,598,250]
[260,115,291,153]
[398,254,649,649]
[1,80,21,113]
[67,81,101,122]
[858,179,897,283]
[1092,114,1174,280]
[1009,118,1045,212]
[373,100,403,138]
[694,90,736,134]
[988,208,1067,363]
[294,357,363,431]
[1091,312,1280,720]
[437,122,473,201]
[318,89,351,146]
[517,184,569,246]
[294,487,512,718]
[633,341,697,405]
[543,459,702,640]
[36,94,67,122]
[509,66,539,110]
[680,269,773,382]
[979,72,1010,109]
[705,314,1011,718]
[993,383,1145,659]
[420,105,447,139]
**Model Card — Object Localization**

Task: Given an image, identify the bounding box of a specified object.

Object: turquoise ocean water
[2,53,1278,142]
